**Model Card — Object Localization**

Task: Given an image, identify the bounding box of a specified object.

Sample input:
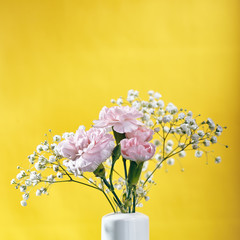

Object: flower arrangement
[11,90,227,213]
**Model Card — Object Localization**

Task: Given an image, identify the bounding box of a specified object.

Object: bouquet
[11,90,227,213]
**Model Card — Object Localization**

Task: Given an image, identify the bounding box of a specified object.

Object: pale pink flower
[120,138,156,162]
[93,106,143,134]
[126,126,154,142]
[58,127,115,173]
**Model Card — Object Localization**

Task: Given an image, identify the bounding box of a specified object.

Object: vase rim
[102,212,148,220]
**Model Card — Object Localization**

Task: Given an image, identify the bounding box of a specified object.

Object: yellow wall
[0,0,239,239]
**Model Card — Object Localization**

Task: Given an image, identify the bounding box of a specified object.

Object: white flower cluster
[11,132,70,206]
[12,90,227,211]
[110,90,227,208]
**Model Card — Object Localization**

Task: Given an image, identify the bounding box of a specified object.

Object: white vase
[101,212,149,240]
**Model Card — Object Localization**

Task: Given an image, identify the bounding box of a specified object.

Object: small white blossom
[215,156,221,163]
[36,189,42,196]
[50,143,57,150]
[11,179,16,184]
[153,139,161,146]
[53,135,61,142]
[187,111,193,117]
[32,180,38,186]
[25,180,32,186]
[40,187,47,194]
[136,187,144,194]
[142,161,149,171]
[49,155,56,163]
[62,132,73,139]
[155,154,162,161]
[105,158,112,166]
[154,127,160,133]
[110,99,116,103]
[203,139,210,147]
[128,89,135,96]
[165,146,172,153]
[114,184,122,190]
[197,130,205,138]
[57,172,63,179]
[192,144,198,150]
[162,115,173,123]
[157,100,164,108]
[141,101,148,107]
[215,125,223,136]
[146,120,154,127]
[148,90,154,96]
[22,193,29,200]
[210,136,217,144]
[207,118,216,130]
[176,128,182,135]
[53,165,59,172]
[144,196,150,201]
[166,103,178,115]
[42,145,49,151]
[35,162,46,171]
[134,90,139,97]
[127,95,135,102]
[178,112,185,120]
[20,185,27,192]
[20,200,27,207]
[179,151,186,158]
[167,158,175,165]
[149,96,154,102]
[154,92,162,99]
[178,143,185,149]
[28,154,35,164]
[180,124,188,134]
[132,101,141,109]
[191,134,199,143]
[216,125,223,133]
[163,126,169,133]
[167,140,174,147]
[142,113,150,121]
[148,109,155,115]
[47,175,55,183]
[195,150,203,158]
[156,117,162,124]
[36,145,44,153]
[16,170,26,180]
[29,171,38,181]
[116,97,123,105]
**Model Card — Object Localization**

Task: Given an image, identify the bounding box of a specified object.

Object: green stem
[123,158,128,181]
[132,185,136,213]
[41,179,99,190]
[128,161,144,187]
[102,177,124,212]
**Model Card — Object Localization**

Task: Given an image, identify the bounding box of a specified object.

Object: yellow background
[0,0,239,239]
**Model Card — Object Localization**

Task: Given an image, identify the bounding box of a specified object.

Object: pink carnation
[120,138,156,162]
[57,127,115,173]
[126,126,154,142]
[93,106,143,134]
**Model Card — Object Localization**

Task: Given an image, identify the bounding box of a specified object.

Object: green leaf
[112,144,121,163]
[127,161,144,186]
[109,145,121,190]
[113,129,125,144]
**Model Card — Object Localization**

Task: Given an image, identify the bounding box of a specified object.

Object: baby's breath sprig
[11,90,227,213]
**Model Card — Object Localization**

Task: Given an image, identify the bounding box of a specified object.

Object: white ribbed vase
[101,212,149,240]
